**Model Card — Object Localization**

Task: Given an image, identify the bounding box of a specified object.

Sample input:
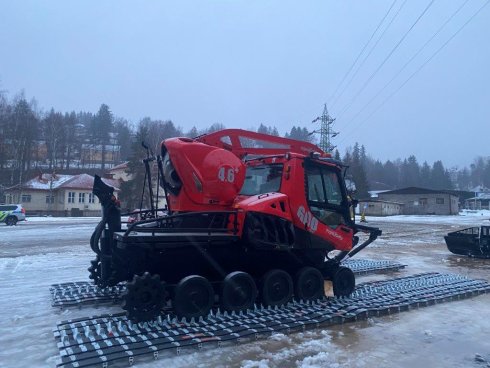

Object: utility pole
[312,104,338,153]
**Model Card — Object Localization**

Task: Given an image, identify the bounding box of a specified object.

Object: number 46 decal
[218,166,235,183]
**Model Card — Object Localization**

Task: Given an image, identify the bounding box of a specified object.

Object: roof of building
[61,174,121,191]
[466,194,490,200]
[369,181,393,191]
[378,187,456,196]
[8,173,120,192]
[359,199,404,205]
[109,162,129,172]
[21,174,73,190]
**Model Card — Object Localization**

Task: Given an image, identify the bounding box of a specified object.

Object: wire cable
[341,0,472,134]
[336,0,435,119]
[339,0,490,145]
[327,0,398,106]
[330,0,408,109]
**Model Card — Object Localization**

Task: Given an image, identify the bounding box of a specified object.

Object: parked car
[0,204,26,226]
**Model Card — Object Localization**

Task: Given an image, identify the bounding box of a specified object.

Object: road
[0,217,99,257]
[0,215,489,367]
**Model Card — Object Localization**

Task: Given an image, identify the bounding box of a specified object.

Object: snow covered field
[0,213,489,368]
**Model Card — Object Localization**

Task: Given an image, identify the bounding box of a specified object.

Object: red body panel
[162,131,354,252]
[197,129,328,159]
[164,138,245,212]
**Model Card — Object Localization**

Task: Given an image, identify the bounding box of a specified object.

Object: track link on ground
[53,272,489,368]
[49,259,406,309]
[342,258,406,275]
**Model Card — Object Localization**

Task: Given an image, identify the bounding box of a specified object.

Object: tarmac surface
[0,216,489,367]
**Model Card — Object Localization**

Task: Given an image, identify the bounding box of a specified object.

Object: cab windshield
[240,164,283,195]
[306,164,347,228]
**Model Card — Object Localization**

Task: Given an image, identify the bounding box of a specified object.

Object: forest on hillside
[1,92,489,201]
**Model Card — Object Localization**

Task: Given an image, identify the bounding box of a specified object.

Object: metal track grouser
[53,272,490,368]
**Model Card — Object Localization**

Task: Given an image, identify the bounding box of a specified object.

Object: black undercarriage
[90,175,380,322]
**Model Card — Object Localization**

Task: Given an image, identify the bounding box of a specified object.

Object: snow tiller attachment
[89,129,381,322]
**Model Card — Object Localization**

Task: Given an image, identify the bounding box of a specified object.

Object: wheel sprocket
[87,256,102,286]
[122,272,167,323]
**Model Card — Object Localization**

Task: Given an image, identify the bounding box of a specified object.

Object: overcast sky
[1,0,489,168]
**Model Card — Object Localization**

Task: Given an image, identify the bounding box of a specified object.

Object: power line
[327,0,398,106]
[339,0,490,145]
[336,0,435,119]
[329,0,408,110]
[341,0,472,134]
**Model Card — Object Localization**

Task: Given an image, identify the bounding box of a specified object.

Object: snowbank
[359,210,490,226]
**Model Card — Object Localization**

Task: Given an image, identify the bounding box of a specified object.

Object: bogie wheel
[220,271,257,312]
[173,275,214,319]
[332,266,356,297]
[260,269,293,307]
[5,216,17,226]
[122,272,167,323]
[294,267,325,301]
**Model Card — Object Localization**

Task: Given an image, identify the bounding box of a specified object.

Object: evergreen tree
[114,118,133,162]
[186,126,199,138]
[383,160,399,188]
[285,126,314,143]
[400,155,420,187]
[257,124,279,136]
[420,161,431,188]
[483,160,490,188]
[457,167,471,190]
[93,104,114,169]
[430,160,452,189]
[470,157,486,188]
[343,144,369,198]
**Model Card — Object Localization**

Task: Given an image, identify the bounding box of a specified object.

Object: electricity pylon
[312,104,337,152]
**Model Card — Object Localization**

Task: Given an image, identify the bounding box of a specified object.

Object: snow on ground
[1,214,489,367]
[359,209,490,226]
[24,216,101,223]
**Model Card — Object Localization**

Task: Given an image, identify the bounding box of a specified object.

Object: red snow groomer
[90,129,381,322]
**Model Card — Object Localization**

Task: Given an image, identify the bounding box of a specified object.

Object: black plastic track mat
[53,272,490,368]
[342,258,406,275]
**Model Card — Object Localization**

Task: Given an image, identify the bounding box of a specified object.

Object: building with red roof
[3,173,121,216]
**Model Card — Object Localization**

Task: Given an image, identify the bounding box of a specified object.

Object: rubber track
[49,259,406,309]
[53,272,490,368]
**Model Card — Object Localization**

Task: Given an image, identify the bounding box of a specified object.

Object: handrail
[123,210,238,237]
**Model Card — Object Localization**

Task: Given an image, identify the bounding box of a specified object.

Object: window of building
[88,193,95,204]
[419,198,428,205]
[46,195,54,204]
[79,193,85,203]
[68,192,75,203]
[436,197,444,205]
[21,194,31,203]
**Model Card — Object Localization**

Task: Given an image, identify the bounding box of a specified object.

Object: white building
[3,173,121,216]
